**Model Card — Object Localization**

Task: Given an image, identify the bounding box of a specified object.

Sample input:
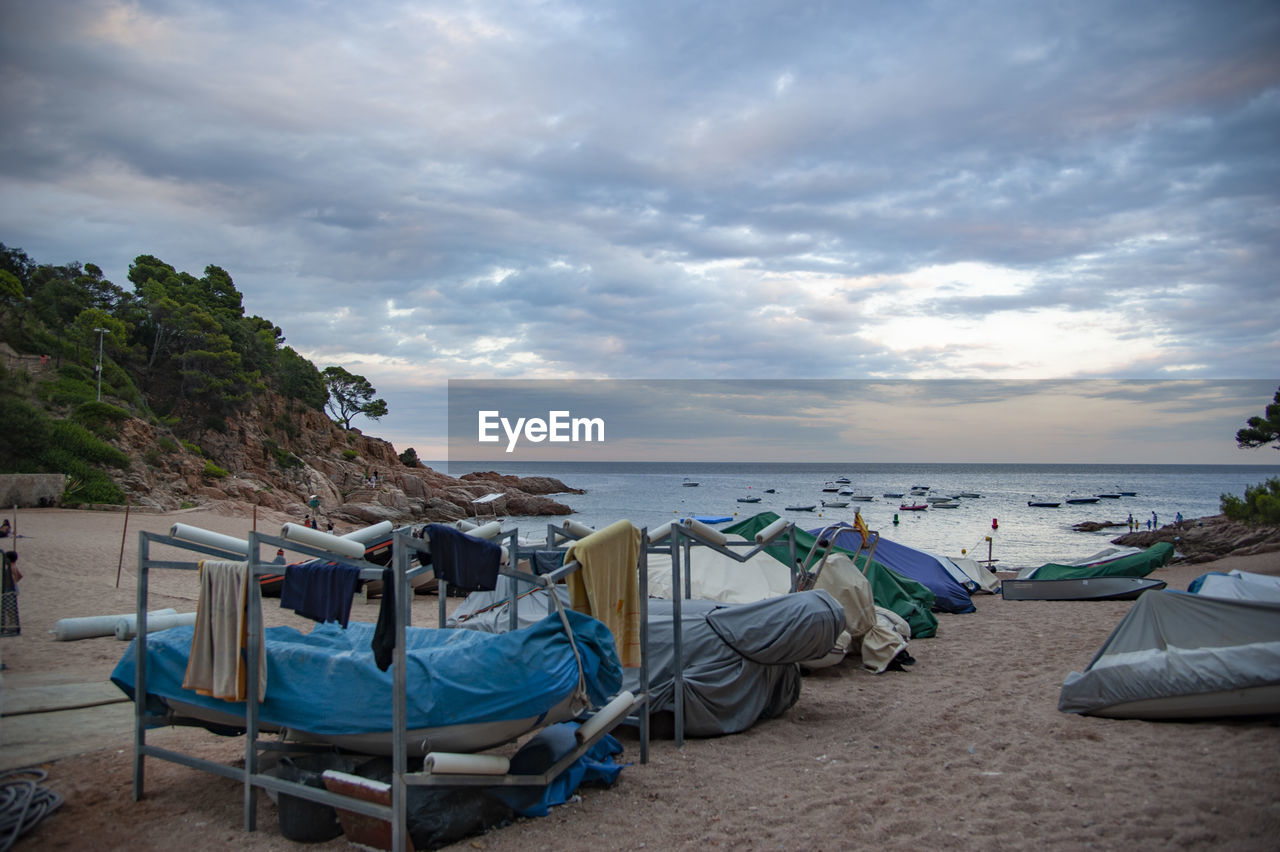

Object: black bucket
[275,753,354,843]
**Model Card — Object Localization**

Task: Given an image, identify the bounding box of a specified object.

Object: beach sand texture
[2,505,1278,850]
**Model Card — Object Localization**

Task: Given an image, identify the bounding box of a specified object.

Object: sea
[440,461,1280,571]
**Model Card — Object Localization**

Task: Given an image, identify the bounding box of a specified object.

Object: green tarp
[723,512,939,639]
[1029,542,1175,581]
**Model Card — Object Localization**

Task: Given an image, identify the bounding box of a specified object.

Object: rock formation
[1110,514,1280,563]
[98,393,579,524]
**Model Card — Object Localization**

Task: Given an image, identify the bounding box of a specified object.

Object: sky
[2,1,1278,463]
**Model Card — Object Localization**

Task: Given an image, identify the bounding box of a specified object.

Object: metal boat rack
[129,522,652,851]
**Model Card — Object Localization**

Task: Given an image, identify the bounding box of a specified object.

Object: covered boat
[111,612,622,755]
[1059,590,1280,719]
[1019,542,1174,581]
[817,528,976,614]
[723,513,938,638]
[452,583,844,737]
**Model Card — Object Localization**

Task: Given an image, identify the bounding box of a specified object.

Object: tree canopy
[1236,385,1280,450]
[0,244,338,493]
[323,365,388,429]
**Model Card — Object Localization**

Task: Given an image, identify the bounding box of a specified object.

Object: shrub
[41,374,97,408]
[45,419,130,469]
[182,440,204,456]
[72,400,129,436]
[156,437,179,453]
[202,459,229,479]
[1221,477,1280,525]
[342,448,359,460]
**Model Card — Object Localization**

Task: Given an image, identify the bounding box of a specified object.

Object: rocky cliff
[102,393,581,524]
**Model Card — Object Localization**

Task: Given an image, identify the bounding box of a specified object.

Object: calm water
[442,462,1280,570]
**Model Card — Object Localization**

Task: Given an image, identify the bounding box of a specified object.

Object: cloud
[1,0,1278,459]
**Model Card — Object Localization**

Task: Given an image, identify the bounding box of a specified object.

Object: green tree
[277,346,328,409]
[1236,385,1280,450]
[323,365,388,428]
[398,446,420,467]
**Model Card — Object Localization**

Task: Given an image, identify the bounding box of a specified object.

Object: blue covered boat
[111,611,621,755]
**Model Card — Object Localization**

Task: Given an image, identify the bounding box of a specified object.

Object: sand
[2,505,1278,851]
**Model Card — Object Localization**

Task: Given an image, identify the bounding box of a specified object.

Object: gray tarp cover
[1058,590,1280,716]
[452,583,845,737]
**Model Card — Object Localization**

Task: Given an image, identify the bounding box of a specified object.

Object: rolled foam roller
[683,517,728,546]
[755,517,789,545]
[280,523,367,559]
[170,523,249,556]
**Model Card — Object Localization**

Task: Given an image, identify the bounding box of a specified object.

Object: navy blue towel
[280,560,361,627]
[425,524,501,592]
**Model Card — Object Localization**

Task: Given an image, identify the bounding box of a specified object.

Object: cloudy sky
[2,1,1278,463]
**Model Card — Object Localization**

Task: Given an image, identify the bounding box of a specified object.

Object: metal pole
[93,327,106,401]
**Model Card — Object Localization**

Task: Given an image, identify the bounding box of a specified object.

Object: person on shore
[1176,511,1183,529]
[0,518,9,538]
[1127,513,1134,532]
[1,550,20,637]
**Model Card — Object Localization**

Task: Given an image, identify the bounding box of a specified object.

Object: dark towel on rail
[425,524,501,592]
[280,561,361,628]
[371,567,396,671]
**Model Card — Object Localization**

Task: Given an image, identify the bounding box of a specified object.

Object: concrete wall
[0,474,67,508]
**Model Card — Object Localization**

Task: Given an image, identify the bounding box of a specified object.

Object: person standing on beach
[1,550,20,637]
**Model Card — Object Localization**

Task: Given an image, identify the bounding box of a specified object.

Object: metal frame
[645,518,797,747]
[129,522,651,851]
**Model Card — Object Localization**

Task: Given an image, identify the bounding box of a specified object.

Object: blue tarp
[111,611,621,736]
[818,529,976,614]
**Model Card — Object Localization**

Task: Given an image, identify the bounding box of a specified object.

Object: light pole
[93,327,107,402]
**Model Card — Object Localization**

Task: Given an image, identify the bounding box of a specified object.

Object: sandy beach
[2,505,1278,851]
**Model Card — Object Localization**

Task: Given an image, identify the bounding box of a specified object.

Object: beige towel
[564,520,642,667]
[183,560,266,701]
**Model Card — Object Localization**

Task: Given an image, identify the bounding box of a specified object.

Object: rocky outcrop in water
[1110,514,1280,563]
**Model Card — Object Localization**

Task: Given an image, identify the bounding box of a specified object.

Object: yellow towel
[564,520,642,668]
[183,560,266,701]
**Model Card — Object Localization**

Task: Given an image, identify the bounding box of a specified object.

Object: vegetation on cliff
[0,244,576,521]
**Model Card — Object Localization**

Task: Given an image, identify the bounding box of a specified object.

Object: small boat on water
[1118,490,1137,496]
[737,496,762,503]
[682,478,699,487]
[932,500,960,508]
[786,504,817,512]
[1028,500,1062,508]
[1096,493,1122,499]
[1002,577,1167,602]
[1066,496,1100,504]
[821,499,849,508]
[925,496,954,504]
[838,488,854,496]
[821,482,840,493]
[764,488,776,494]
[955,492,980,499]
[883,492,904,499]
[849,494,875,502]
[899,503,928,511]
[834,476,851,484]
